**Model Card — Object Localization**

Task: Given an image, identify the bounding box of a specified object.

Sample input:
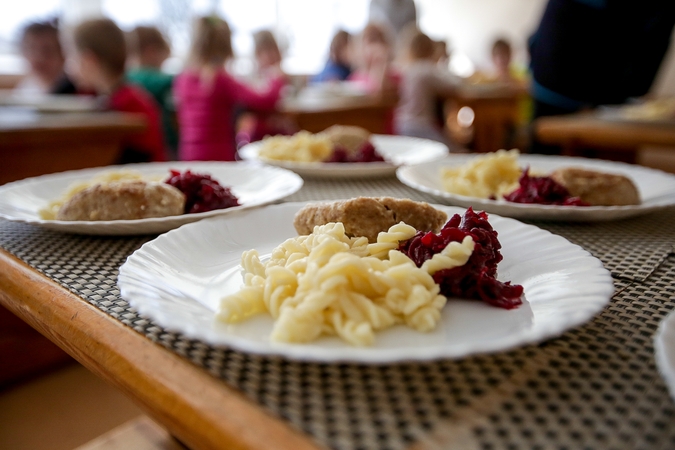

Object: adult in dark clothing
[529,0,675,123]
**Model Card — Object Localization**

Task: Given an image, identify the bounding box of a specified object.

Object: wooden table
[446,83,527,153]
[534,113,675,156]
[1,177,674,450]
[280,94,396,134]
[0,108,146,185]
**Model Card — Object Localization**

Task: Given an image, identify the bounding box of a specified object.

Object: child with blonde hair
[69,18,166,163]
[349,22,399,96]
[348,22,400,133]
[253,29,283,80]
[394,28,459,147]
[174,16,285,161]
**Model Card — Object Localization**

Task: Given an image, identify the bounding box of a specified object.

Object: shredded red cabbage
[165,170,240,214]
[324,142,385,163]
[503,168,589,206]
[398,207,523,309]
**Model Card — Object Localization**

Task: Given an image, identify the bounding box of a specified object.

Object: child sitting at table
[174,17,285,161]
[15,19,76,95]
[126,25,178,159]
[394,27,459,147]
[253,30,284,82]
[240,29,295,144]
[70,18,167,163]
[348,22,400,133]
[349,22,399,97]
[312,30,353,83]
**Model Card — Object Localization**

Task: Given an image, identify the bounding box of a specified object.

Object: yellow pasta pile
[440,149,521,199]
[258,131,333,162]
[39,170,146,220]
[217,222,475,346]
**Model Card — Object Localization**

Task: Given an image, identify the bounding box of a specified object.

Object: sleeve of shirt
[221,74,284,111]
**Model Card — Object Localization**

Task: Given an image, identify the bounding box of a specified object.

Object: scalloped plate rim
[118,202,614,363]
[0,161,304,235]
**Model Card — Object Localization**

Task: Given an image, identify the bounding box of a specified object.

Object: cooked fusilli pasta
[217,221,474,346]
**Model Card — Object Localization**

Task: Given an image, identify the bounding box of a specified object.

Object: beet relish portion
[324,142,386,163]
[398,207,523,309]
[503,168,589,206]
[165,170,240,214]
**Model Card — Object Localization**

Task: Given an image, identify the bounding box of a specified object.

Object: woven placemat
[1,178,674,450]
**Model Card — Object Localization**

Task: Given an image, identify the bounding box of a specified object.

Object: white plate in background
[239,135,448,179]
[655,310,675,402]
[118,202,614,363]
[397,154,675,221]
[0,162,303,235]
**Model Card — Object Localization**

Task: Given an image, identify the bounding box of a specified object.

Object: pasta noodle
[258,131,333,162]
[366,222,417,259]
[217,221,476,346]
[440,149,521,199]
[421,236,475,274]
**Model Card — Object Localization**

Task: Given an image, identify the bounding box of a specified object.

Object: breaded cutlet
[293,197,447,242]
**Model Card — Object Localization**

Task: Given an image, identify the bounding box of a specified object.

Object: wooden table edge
[533,116,675,149]
[0,248,321,450]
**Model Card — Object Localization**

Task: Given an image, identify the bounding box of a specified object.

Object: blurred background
[1,0,671,92]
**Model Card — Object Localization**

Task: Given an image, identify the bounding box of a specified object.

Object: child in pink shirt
[174,16,284,161]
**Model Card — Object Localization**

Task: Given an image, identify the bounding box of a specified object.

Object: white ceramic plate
[0,92,99,112]
[118,202,614,363]
[597,104,675,126]
[239,135,448,179]
[0,162,303,235]
[397,155,675,221]
[655,310,675,402]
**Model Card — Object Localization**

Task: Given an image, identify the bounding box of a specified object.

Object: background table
[1,175,674,449]
[0,108,146,185]
[446,83,528,153]
[280,95,397,134]
[534,113,675,158]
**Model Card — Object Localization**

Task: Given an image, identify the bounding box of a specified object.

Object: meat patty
[56,181,186,221]
[321,125,372,154]
[293,197,448,242]
[550,167,640,206]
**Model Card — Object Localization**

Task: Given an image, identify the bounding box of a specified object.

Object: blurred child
[16,19,76,95]
[241,29,295,144]
[174,16,285,161]
[432,39,450,69]
[312,30,352,83]
[253,29,283,80]
[126,26,177,158]
[70,18,166,163]
[395,28,459,146]
[349,22,399,96]
[491,38,514,82]
[349,22,400,133]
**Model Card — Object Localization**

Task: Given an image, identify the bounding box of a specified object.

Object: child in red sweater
[69,18,167,163]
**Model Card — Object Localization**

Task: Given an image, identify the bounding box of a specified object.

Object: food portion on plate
[216,197,523,347]
[615,98,675,122]
[40,169,240,221]
[293,197,447,243]
[258,125,386,163]
[440,149,640,206]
